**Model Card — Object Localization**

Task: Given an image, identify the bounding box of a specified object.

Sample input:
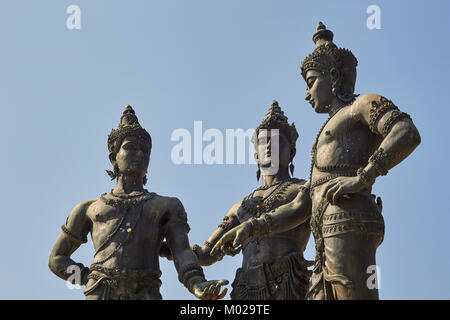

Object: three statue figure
[49,22,421,300]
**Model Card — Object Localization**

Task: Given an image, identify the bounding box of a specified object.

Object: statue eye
[123,143,137,150]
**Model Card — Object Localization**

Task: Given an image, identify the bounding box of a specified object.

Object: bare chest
[87,197,163,249]
[313,109,377,171]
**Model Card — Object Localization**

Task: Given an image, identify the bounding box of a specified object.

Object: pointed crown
[252,100,299,149]
[300,22,358,102]
[107,105,152,154]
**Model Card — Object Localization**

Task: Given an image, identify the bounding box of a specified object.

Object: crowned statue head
[301,22,358,113]
[252,100,299,180]
[106,105,152,185]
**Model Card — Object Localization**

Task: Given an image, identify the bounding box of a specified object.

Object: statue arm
[357,94,421,184]
[239,182,311,237]
[253,183,311,235]
[48,200,93,285]
[192,202,241,266]
[164,198,228,299]
[211,185,311,253]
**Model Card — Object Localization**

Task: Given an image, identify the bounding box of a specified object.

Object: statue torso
[86,192,173,271]
[236,179,311,269]
[310,105,384,242]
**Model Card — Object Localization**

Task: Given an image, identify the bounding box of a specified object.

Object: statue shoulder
[69,199,97,219]
[152,194,190,234]
[289,178,310,193]
[353,94,409,135]
[62,199,96,243]
[354,94,399,114]
[147,194,188,219]
[154,194,186,212]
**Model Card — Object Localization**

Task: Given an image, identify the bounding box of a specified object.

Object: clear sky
[1,0,449,299]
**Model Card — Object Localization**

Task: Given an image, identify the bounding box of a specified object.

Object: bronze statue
[214,22,421,300]
[299,22,420,299]
[48,105,228,300]
[194,101,313,300]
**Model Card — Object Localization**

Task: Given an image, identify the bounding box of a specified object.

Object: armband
[382,111,411,136]
[369,96,399,134]
[61,224,87,244]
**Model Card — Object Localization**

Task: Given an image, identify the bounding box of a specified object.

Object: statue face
[255,129,291,170]
[304,69,334,113]
[114,136,151,177]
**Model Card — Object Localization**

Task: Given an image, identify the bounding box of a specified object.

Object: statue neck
[327,97,347,117]
[113,174,145,195]
[261,167,291,186]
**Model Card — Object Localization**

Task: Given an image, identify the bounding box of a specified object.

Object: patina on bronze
[298,22,421,299]
[196,101,313,300]
[213,22,421,300]
[48,105,228,300]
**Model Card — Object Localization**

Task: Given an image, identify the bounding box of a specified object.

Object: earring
[256,166,261,181]
[289,162,295,176]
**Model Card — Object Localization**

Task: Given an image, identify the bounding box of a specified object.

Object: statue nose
[305,91,311,101]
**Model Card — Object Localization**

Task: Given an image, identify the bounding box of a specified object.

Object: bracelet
[178,264,205,285]
[357,168,375,187]
[368,148,389,176]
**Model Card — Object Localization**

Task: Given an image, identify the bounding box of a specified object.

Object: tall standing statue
[48,105,228,300]
[195,101,313,300]
[298,22,421,299]
[214,22,421,300]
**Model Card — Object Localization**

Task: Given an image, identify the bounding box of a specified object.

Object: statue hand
[323,176,365,204]
[192,279,229,300]
[210,223,250,257]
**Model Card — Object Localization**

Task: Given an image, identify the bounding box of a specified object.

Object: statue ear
[330,68,340,84]
[109,153,116,164]
[290,147,296,161]
[254,152,259,163]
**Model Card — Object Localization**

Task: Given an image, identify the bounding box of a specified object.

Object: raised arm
[192,202,241,266]
[212,185,311,254]
[48,200,93,285]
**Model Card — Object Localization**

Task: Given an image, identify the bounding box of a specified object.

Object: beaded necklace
[241,180,293,217]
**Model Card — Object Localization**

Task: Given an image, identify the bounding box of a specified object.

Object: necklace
[254,180,282,191]
[101,190,155,211]
[110,189,148,199]
[241,180,292,217]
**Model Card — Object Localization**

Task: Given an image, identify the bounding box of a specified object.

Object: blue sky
[0,0,449,299]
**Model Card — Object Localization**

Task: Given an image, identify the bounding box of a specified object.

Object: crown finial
[312,21,334,47]
[119,104,140,127]
[253,100,299,149]
[123,104,135,115]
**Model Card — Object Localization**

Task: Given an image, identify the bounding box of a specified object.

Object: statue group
[49,22,421,300]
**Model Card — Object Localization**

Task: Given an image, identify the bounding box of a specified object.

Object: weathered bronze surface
[300,22,421,299]
[212,22,421,300]
[48,105,228,300]
[199,101,313,300]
